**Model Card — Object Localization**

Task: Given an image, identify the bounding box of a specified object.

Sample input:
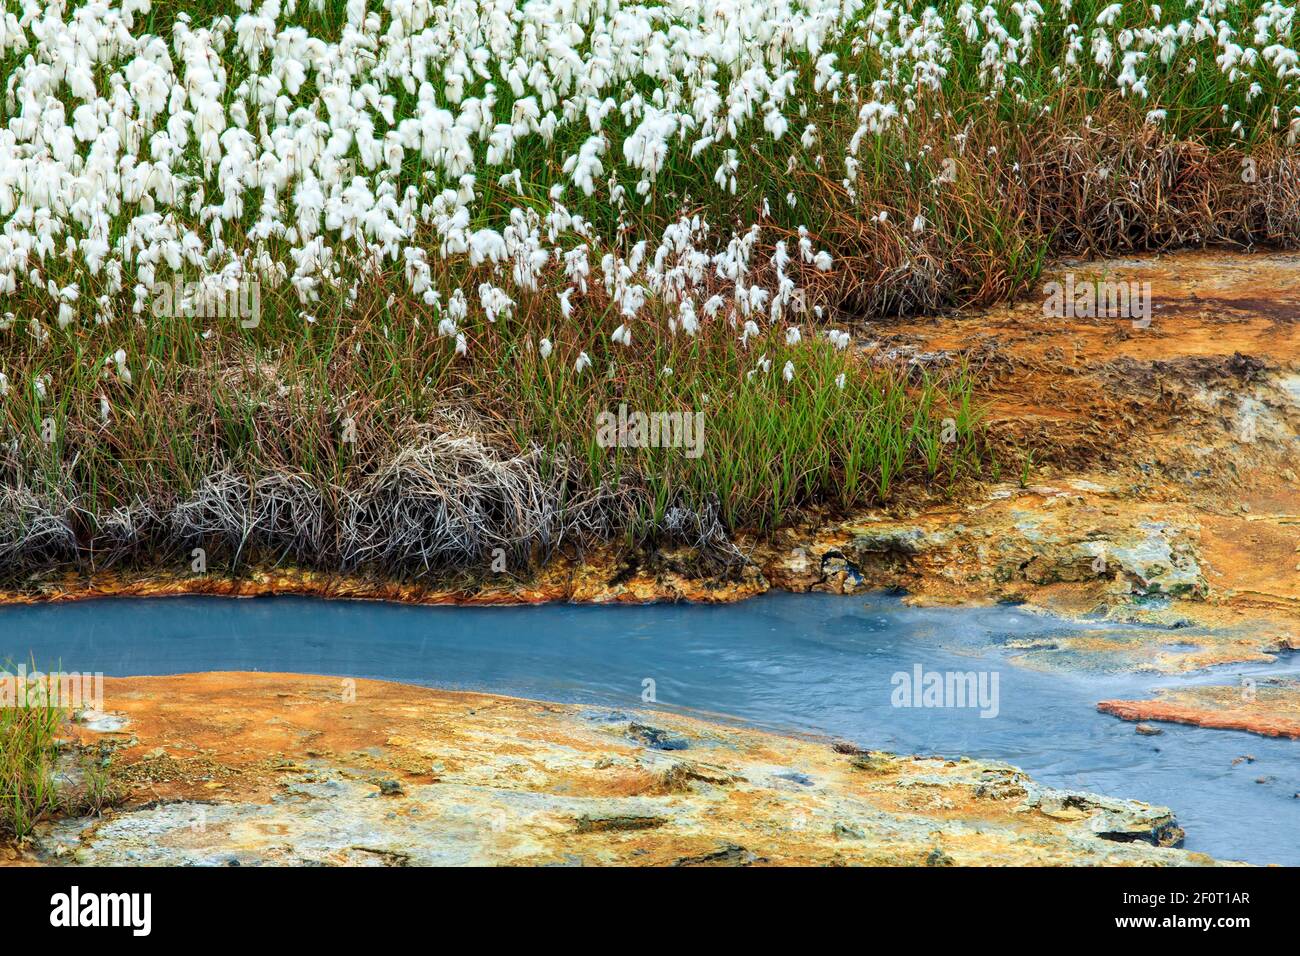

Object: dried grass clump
[1019,111,1300,258]
[661,496,747,572]
[553,476,644,548]
[0,486,78,574]
[167,470,327,567]
[801,102,1300,323]
[1243,151,1300,246]
[340,435,563,577]
[852,252,956,318]
[1025,123,1223,253]
[168,469,253,562]
[0,431,702,583]
[88,500,164,569]
[249,473,326,564]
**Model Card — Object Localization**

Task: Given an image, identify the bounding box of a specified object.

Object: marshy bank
[4,2,1300,594]
[4,250,1297,665]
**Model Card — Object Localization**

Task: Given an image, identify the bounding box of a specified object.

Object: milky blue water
[2,592,1296,864]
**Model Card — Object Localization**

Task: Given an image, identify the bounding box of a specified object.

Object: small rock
[925,848,955,867]
[831,740,870,755]
[576,814,665,834]
[671,843,760,867]
[377,779,404,796]
[626,722,688,751]
[774,770,814,787]
[1134,723,1163,736]
[849,754,895,775]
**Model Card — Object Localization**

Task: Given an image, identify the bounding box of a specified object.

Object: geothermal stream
[4,592,1297,865]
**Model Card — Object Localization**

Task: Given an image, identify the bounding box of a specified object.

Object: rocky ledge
[6,672,1224,867]
[1099,677,1300,739]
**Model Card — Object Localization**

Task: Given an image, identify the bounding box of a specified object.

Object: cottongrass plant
[0,0,1297,581]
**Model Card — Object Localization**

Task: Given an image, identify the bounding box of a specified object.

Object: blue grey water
[2,592,1296,865]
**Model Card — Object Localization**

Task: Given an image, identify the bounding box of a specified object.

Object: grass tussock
[0,678,64,841]
[0,662,123,842]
